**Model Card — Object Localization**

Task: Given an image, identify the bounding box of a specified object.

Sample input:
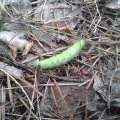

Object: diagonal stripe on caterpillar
[33,39,86,69]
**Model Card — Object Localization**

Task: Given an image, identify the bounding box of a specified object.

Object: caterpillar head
[33,59,40,68]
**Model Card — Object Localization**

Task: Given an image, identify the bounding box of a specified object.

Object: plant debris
[0,0,120,120]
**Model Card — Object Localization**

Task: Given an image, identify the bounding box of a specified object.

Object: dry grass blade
[0,82,100,90]
[98,108,106,120]
[53,79,72,117]
[58,101,91,114]
[0,86,6,120]
[107,67,117,109]
[12,74,44,97]
[86,71,98,89]
[18,111,28,120]
[85,96,88,120]
[0,69,34,109]
[87,111,100,120]
[87,39,120,58]
[78,79,91,87]
[26,71,37,120]
[50,80,59,111]
[31,33,46,51]
[33,70,42,119]
[7,75,14,106]
[69,101,81,120]
[0,68,44,98]
[0,2,12,17]
[18,96,39,120]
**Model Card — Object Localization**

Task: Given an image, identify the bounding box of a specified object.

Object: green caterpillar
[33,39,86,69]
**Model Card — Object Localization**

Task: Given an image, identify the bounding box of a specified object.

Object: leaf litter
[1,0,120,119]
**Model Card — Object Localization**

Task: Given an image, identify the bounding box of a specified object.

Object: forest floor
[0,0,120,120]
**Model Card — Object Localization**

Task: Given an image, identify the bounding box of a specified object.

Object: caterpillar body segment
[34,39,85,69]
